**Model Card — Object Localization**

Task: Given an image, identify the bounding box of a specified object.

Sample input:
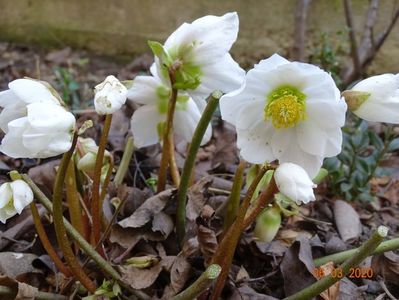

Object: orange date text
[313,267,373,279]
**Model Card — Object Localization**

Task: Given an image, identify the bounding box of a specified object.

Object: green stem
[21,174,150,300]
[176,91,222,245]
[284,226,388,300]
[223,159,247,231]
[0,285,67,300]
[157,70,178,193]
[314,237,399,266]
[92,113,113,250]
[52,133,96,293]
[113,136,135,187]
[172,264,221,300]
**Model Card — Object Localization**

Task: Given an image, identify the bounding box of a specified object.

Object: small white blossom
[94,75,127,115]
[0,180,34,223]
[0,78,76,158]
[150,12,245,111]
[77,137,110,174]
[127,75,211,148]
[220,54,347,177]
[274,163,316,205]
[347,73,399,123]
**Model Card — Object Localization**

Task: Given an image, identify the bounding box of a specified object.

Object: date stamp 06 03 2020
[313,267,374,279]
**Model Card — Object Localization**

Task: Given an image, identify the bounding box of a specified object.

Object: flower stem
[52,133,96,293]
[210,166,275,300]
[0,285,67,300]
[172,264,222,300]
[157,70,178,193]
[30,202,71,277]
[113,136,134,187]
[169,134,181,186]
[176,91,222,245]
[314,237,399,267]
[66,159,85,251]
[284,226,388,300]
[92,113,113,251]
[223,159,247,231]
[22,174,150,300]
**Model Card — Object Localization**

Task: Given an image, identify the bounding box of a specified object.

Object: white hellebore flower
[345,73,399,123]
[0,78,76,158]
[77,137,110,176]
[150,12,245,111]
[220,54,347,177]
[274,163,316,205]
[94,75,127,115]
[127,75,212,148]
[0,180,34,223]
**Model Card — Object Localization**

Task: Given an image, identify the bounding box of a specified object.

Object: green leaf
[388,137,399,152]
[368,131,384,149]
[148,40,167,59]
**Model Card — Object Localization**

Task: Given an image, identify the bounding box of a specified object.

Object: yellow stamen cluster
[265,86,306,128]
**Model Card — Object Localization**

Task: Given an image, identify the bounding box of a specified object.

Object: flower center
[264,85,306,128]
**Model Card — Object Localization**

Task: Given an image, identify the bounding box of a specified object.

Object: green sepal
[254,205,282,243]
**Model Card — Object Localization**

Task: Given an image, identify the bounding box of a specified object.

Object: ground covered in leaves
[0,43,398,299]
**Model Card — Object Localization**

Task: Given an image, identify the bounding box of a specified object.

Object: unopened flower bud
[94,75,127,115]
[254,206,282,243]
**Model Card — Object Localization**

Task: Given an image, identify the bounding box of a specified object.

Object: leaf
[333,200,361,242]
[371,251,399,285]
[315,262,340,300]
[197,225,218,264]
[280,235,316,296]
[388,137,399,152]
[152,211,174,238]
[170,255,191,294]
[0,253,41,279]
[230,285,279,299]
[119,263,163,290]
[108,108,131,151]
[118,189,174,228]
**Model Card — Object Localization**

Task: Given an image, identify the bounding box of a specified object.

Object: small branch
[113,136,135,187]
[30,203,71,277]
[291,0,312,61]
[176,91,222,245]
[21,174,150,300]
[223,159,247,231]
[343,0,362,77]
[52,133,96,293]
[0,285,67,300]
[172,264,221,300]
[157,70,179,193]
[92,113,113,251]
[284,226,388,300]
[314,237,399,266]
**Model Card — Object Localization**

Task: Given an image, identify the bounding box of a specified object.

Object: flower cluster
[0,78,76,158]
[127,12,245,148]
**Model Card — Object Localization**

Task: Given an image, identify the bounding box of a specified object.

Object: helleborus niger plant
[0,10,398,300]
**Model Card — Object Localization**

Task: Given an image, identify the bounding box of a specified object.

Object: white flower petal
[306,96,347,129]
[0,183,12,209]
[274,163,316,205]
[94,75,127,115]
[0,103,26,133]
[173,98,211,145]
[8,79,59,104]
[237,120,275,164]
[235,99,265,130]
[127,76,164,105]
[131,105,166,148]
[165,12,239,65]
[27,103,76,132]
[10,180,33,214]
[0,118,33,158]
[0,90,22,107]
[188,54,245,107]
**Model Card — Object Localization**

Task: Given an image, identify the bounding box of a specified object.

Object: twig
[291,0,312,61]
[92,114,113,252]
[21,174,150,300]
[176,91,222,245]
[113,136,135,187]
[52,133,96,293]
[284,226,388,300]
[172,264,221,300]
[314,237,399,266]
[343,0,361,77]
[0,285,67,300]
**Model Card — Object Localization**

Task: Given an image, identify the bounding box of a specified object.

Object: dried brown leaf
[372,251,399,285]
[211,122,238,171]
[28,160,58,197]
[120,263,163,290]
[186,177,212,222]
[230,285,279,300]
[15,282,38,300]
[170,255,191,294]
[333,200,361,242]
[316,262,340,300]
[118,189,174,228]
[108,108,131,151]
[152,211,174,238]
[197,225,218,264]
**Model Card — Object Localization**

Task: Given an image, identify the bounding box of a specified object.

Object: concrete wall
[0,0,398,73]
